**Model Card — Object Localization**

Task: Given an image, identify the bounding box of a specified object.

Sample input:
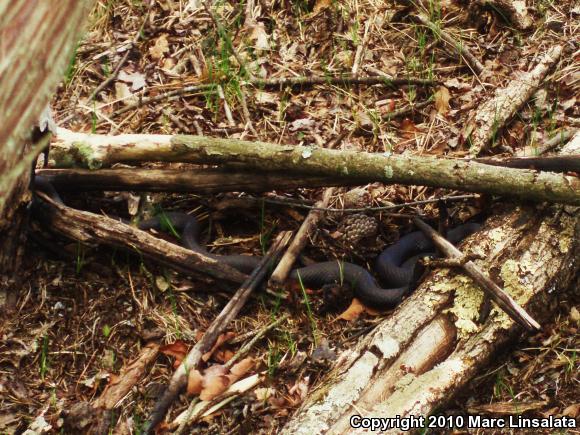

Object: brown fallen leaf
[187,369,203,396]
[562,403,579,418]
[337,298,372,321]
[213,349,235,364]
[434,86,451,115]
[160,341,189,368]
[229,357,255,378]
[400,118,420,139]
[202,331,236,362]
[149,34,169,60]
[200,365,231,401]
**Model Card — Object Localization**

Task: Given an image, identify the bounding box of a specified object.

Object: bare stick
[33,192,247,284]
[529,129,577,156]
[465,45,562,156]
[36,168,370,194]
[110,74,436,117]
[269,188,336,285]
[474,155,580,173]
[144,231,292,434]
[412,217,540,331]
[88,9,149,102]
[414,13,485,75]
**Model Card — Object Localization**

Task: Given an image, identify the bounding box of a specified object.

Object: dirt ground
[1,0,578,434]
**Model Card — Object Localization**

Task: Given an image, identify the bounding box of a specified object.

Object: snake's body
[33,176,480,308]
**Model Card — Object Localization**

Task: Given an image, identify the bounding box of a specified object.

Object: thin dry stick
[217,84,235,126]
[269,188,336,285]
[88,9,150,101]
[144,231,292,434]
[530,129,577,156]
[224,314,290,369]
[175,314,289,433]
[474,155,580,173]
[110,75,436,117]
[414,14,485,75]
[412,217,541,331]
[258,194,478,213]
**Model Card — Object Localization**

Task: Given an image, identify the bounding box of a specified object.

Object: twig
[269,188,336,285]
[529,129,577,156]
[414,14,485,75]
[88,9,150,101]
[475,155,580,173]
[257,194,479,213]
[224,314,289,369]
[110,74,436,117]
[412,217,541,331]
[144,231,292,434]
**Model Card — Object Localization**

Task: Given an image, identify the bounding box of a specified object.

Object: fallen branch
[111,74,436,117]
[144,231,292,433]
[33,192,247,284]
[36,168,368,193]
[464,45,562,156]
[474,155,580,173]
[50,129,580,205]
[269,188,336,285]
[93,342,160,409]
[413,217,540,331]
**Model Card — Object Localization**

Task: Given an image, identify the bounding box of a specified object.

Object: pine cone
[339,213,378,244]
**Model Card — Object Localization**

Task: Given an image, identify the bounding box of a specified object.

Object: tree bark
[0,1,92,276]
[50,128,580,206]
[281,137,580,435]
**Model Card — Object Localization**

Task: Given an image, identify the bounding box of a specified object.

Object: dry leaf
[434,86,451,115]
[187,369,203,396]
[149,34,169,60]
[160,341,189,367]
[202,331,236,362]
[229,357,255,378]
[313,0,332,14]
[213,349,235,364]
[400,118,420,138]
[255,387,275,401]
[200,365,230,401]
[117,70,146,91]
[114,82,138,106]
[562,403,579,418]
[337,298,366,321]
[248,23,270,51]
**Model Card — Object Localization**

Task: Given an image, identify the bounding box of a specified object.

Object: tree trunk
[0,1,92,278]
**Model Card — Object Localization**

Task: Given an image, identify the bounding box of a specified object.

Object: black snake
[32,175,480,308]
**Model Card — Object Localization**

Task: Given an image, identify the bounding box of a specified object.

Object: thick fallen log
[50,129,580,205]
[464,45,562,156]
[36,168,368,193]
[281,137,579,434]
